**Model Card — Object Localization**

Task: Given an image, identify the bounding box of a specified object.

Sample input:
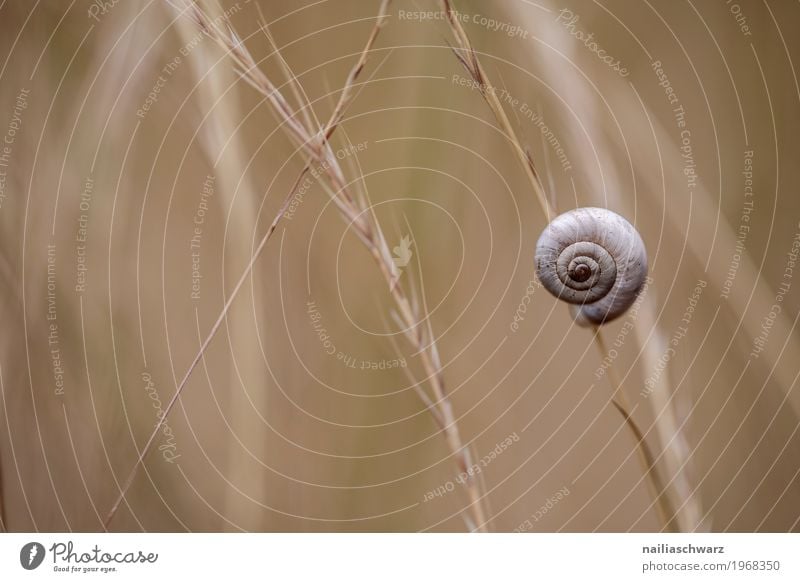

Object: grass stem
[594,329,678,532]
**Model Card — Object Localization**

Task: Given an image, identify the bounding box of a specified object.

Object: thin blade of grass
[104,0,393,528]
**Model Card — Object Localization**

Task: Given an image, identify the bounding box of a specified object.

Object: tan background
[0,0,798,531]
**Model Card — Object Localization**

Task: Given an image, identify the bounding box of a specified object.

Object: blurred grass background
[0,0,798,531]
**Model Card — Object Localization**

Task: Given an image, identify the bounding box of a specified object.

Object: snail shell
[534,207,648,326]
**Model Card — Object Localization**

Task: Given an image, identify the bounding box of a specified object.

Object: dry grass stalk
[106,0,489,532]
[104,0,389,528]
[516,2,704,529]
[173,0,285,528]
[440,0,553,222]
[594,330,678,531]
[440,0,677,531]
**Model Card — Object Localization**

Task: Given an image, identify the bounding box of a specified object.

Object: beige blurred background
[0,0,798,532]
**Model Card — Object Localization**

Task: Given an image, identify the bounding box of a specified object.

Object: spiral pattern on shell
[534,207,648,326]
